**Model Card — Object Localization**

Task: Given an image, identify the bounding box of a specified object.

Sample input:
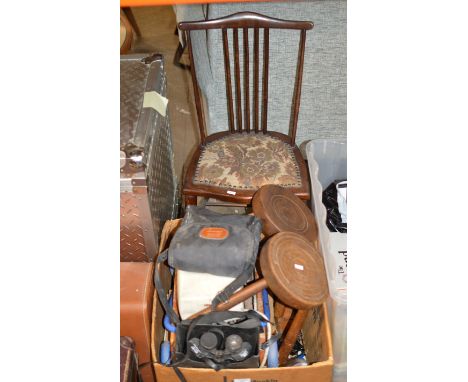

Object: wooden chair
[120,9,134,54]
[178,12,313,206]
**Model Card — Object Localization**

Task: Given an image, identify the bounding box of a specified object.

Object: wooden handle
[278,309,308,365]
[188,278,268,319]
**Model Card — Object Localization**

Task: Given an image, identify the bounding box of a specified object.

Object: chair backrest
[178,12,313,145]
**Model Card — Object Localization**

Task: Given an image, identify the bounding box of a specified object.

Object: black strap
[173,366,187,382]
[210,262,255,310]
[154,249,180,324]
[137,360,187,382]
[203,358,222,371]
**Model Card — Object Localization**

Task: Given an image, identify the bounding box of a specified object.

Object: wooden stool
[252,184,319,248]
[253,184,321,348]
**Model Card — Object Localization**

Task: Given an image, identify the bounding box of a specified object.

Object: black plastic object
[225,334,243,353]
[322,180,347,233]
[173,310,264,370]
[200,331,222,350]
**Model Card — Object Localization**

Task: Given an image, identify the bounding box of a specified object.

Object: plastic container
[306,139,347,381]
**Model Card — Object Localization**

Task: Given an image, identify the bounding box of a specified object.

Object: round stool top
[252,185,319,246]
[260,232,328,310]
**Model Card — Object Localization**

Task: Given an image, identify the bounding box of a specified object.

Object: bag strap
[154,249,181,324]
[210,259,255,310]
[210,218,261,310]
[173,366,187,382]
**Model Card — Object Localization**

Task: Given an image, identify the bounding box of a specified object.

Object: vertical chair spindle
[254,28,259,133]
[186,31,206,143]
[290,29,307,145]
[262,28,269,133]
[233,28,242,132]
[222,29,235,133]
[243,28,250,133]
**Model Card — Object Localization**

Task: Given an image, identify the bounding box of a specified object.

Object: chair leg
[184,195,197,206]
[122,7,141,37]
[173,42,190,70]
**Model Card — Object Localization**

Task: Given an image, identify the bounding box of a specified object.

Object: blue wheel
[160,341,171,364]
[267,341,279,368]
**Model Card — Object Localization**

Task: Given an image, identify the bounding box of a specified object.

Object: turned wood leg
[275,301,293,334]
[278,309,308,366]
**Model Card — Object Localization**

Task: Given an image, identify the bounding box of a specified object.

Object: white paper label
[227,190,236,195]
[233,379,251,382]
[143,91,168,117]
[294,263,304,271]
[329,232,347,290]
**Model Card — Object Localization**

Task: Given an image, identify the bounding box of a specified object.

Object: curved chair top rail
[178,11,313,31]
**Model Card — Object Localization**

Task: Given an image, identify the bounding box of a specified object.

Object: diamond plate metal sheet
[146,81,179,234]
[121,53,165,149]
[120,53,178,262]
[120,192,157,262]
[121,58,149,147]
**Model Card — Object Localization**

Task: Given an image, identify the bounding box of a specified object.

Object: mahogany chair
[178,12,313,206]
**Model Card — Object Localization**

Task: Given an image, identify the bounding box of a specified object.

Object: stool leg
[275,301,293,334]
[278,309,308,366]
[274,301,286,318]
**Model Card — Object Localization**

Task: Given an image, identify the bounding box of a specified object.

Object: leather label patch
[199,227,229,240]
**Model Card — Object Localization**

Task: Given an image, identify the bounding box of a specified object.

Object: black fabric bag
[168,206,261,277]
[155,206,262,324]
[173,310,264,370]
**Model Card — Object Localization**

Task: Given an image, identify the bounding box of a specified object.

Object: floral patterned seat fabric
[193,133,303,190]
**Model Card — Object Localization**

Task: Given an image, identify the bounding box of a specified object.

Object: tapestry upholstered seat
[193,133,302,190]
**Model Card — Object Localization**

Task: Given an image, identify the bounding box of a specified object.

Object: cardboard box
[151,219,334,382]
